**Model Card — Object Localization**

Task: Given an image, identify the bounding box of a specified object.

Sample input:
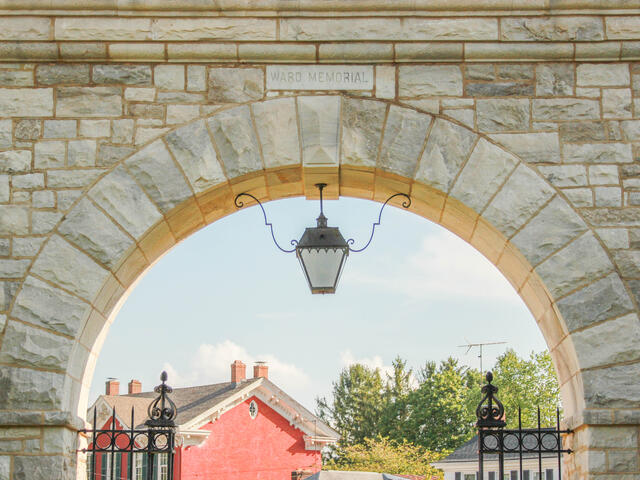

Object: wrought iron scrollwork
[347,193,411,253]
[146,371,177,428]
[234,192,298,253]
[475,371,506,428]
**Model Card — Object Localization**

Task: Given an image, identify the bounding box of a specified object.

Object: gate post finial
[145,371,177,428]
[475,371,506,428]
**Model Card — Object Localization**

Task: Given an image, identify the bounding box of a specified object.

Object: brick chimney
[105,378,119,396]
[128,379,142,394]
[231,360,246,384]
[253,362,268,380]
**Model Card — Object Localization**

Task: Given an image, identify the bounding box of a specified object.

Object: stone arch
[0,94,636,476]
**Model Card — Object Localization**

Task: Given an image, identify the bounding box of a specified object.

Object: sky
[89,196,548,413]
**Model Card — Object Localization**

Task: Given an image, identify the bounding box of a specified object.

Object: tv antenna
[458,340,507,377]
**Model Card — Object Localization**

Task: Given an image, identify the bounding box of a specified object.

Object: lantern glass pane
[298,248,347,293]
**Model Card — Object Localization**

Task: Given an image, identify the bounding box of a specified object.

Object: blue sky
[90,196,547,412]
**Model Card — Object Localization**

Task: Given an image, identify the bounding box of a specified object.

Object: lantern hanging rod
[234,185,411,254]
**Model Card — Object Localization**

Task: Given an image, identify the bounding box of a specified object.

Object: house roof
[89,377,339,444]
[434,430,559,465]
[96,378,261,428]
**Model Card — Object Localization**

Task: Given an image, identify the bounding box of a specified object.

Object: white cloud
[340,350,393,379]
[163,340,311,400]
[344,230,523,304]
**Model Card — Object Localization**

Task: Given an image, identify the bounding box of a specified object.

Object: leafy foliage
[317,349,561,475]
[323,436,447,478]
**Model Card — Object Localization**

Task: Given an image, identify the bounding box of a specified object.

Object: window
[511,471,519,480]
[464,474,476,480]
[546,469,554,480]
[489,472,495,480]
[523,471,530,480]
[249,400,258,419]
[135,453,145,480]
[157,453,168,480]
[455,473,461,480]
[87,453,94,480]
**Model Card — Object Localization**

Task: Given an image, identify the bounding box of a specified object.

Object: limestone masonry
[0,1,640,479]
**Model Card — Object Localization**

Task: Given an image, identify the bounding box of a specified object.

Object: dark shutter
[546,469,553,480]
[511,471,519,480]
[523,471,530,480]
[455,473,462,480]
[489,472,496,480]
[115,453,121,480]
[100,453,107,480]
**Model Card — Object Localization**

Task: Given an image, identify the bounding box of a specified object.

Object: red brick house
[87,361,339,480]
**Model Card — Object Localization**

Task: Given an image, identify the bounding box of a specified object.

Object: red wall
[178,396,322,480]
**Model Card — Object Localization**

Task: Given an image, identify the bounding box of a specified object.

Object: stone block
[597,228,629,249]
[241,44,317,62]
[58,197,134,269]
[0,17,50,41]
[573,313,640,371]
[476,99,529,132]
[0,320,72,370]
[595,186,622,207]
[489,132,561,164]
[379,105,431,178]
[609,449,639,472]
[97,144,135,167]
[12,173,44,190]
[0,259,29,278]
[577,63,630,87]
[55,17,151,41]
[0,150,31,173]
[564,143,632,164]
[538,165,587,187]
[465,82,534,97]
[31,235,110,301]
[319,43,393,62]
[583,364,640,408]
[57,190,82,210]
[614,250,640,277]
[280,17,400,41]
[0,456,7,480]
[449,138,518,213]
[512,196,587,266]
[34,141,65,168]
[252,97,301,169]
[152,18,275,41]
[398,66,462,97]
[79,119,110,138]
[484,164,555,237]
[13,237,46,257]
[532,99,600,121]
[31,211,63,235]
[559,122,607,142]
[536,63,574,96]
[443,109,474,129]
[340,97,385,169]
[59,42,107,61]
[208,68,264,103]
[375,66,395,99]
[603,88,632,119]
[124,87,155,102]
[0,88,52,117]
[187,65,206,92]
[395,42,463,63]
[501,16,604,41]
[296,95,340,168]
[0,120,10,149]
[607,17,640,40]
[166,120,226,193]
[155,65,184,90]
[0,175,8,203]
[56,87,123,118]
[90,165,162,239]
[0,205,28,235]
[0,367,64,410]
[43,120,76,139]
[621,119,640,141]
[415,118,477,192]
[127,103,164,119]
[167,43,237,62]
[13,454,70,480]
[14,119,40,141]
[208,105,262,178]
[125,140,192,214]
[535,232,613,298]
[0,70,33,87]
[110,119,134,144]
[166,104,199,125]
[465,64,495,81]
[108,43,164,62]
[496,64,534,81]
[36,64,89,85]
[134,126,169,146]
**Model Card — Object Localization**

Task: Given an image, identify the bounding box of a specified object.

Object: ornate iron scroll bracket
[145,371,177,428]
[476,371,506,428]
[234,192,298,253]
[347,193,411,253]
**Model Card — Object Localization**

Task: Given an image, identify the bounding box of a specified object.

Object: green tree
[323,436,447,479]
[316,364,386,445]
[379,357,413,441]
[491,349,560,428]
[401,357,478,451]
